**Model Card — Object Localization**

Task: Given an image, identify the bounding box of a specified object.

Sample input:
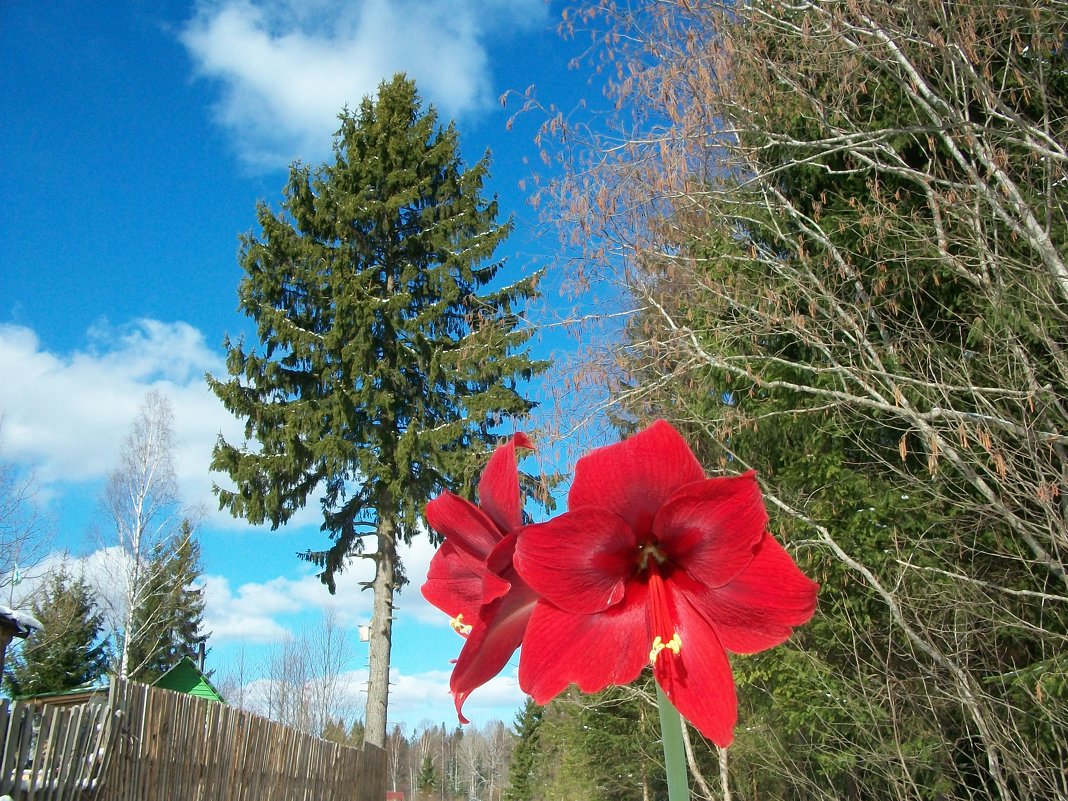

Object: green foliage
[321,716,365,747]
[4,565,108,697]
[545,0,1068,798]
[417,752,439,796]
[503,699,542,801]
[208,73,548,587]
[505,683,673,801]
[125,520,209,683]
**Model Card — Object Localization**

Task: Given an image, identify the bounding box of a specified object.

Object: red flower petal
[682,534,819,654]
[481,533,521,606]
[518,585,650,705]
[654,592,738,747]
[425,490,503,562]
[568,420,704,535]
[654,472,767,589]
[421,541,486,625]
[486,531,521,579]
[478,433,533,533]
[514,509,637,614]
[450,579,539,723]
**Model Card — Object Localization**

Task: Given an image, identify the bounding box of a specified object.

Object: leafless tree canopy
[0,427,51,601]
[224,606,361,740]
[388,719,514,801]
[101,390,189,678]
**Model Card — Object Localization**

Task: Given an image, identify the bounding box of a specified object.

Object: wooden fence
[0,678,385,800]
[1,696,115,800]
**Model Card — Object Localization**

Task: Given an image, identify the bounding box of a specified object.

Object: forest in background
[511,0,1067,799]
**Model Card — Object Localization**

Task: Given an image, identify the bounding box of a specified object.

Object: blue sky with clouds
[1,0,597,733]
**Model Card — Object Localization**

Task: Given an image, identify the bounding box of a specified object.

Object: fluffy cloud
[203,574,319,643]
[0,319,254,527]
[389,667,525,728]
[180,0,547,168]
[203,532,443,643]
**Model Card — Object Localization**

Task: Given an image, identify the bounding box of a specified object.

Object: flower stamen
[649,632,682,663]
[450,614,473,637]
[646,562,681,664]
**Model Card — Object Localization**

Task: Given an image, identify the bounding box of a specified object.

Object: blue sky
[1,0,601,733]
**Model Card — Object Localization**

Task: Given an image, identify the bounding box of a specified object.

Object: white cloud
[389,666,525,728]
[394,531,441,625]
[0,319,257,528]
[14,547,140,640]
[203,568,379,643]
[180,0,547,168]
[203,533,443,644]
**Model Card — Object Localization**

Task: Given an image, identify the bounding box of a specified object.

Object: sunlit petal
[478,433,533,533]
[682,535,819,654]
[518,584,650,704]
[426,490,503,561]
[569,420,704,533]
[421,541,486,625]
[450,580,539,723]
[655,592,738,747]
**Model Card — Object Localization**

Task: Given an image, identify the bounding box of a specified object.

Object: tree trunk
[118,547,141,680]
[365,511,397,748]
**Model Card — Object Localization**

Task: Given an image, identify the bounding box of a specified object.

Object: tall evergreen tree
[4,566,108,697]
[504,699,543,801]
[125,519,208,683]
[208,74,546,747]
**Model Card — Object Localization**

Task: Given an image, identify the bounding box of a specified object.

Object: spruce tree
[125,520,208,682]
[208,74,546,747]
[4,566,108,697]
[417,753,439,798]
[503,699,543,801]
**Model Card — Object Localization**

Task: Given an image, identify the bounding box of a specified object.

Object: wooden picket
[0,679,385,800]
[0,697,113,799]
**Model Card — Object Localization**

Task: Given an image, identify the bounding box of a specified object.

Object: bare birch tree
[101,390,185,678]
[458,725,489,801]
[259,631,313,731]
[214,637,253,709]
[251,605,359,737]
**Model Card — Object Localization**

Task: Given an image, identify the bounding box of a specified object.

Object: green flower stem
[656,683,690,801]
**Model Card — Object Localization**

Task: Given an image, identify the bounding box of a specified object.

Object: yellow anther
[649,632,682,664]
[449,614,473,637]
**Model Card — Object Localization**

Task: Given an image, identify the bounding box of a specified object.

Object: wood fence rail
[0,678,385,801]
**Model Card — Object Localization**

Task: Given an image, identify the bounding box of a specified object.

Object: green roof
[151,656,224,703]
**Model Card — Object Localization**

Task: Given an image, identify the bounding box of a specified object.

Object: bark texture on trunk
[364,512,397,748]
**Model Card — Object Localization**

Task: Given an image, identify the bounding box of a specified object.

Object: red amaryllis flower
[421,433,537,722]
[513,421,818,746]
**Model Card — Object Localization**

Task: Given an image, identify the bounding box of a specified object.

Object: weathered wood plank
[5,679,386,801]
